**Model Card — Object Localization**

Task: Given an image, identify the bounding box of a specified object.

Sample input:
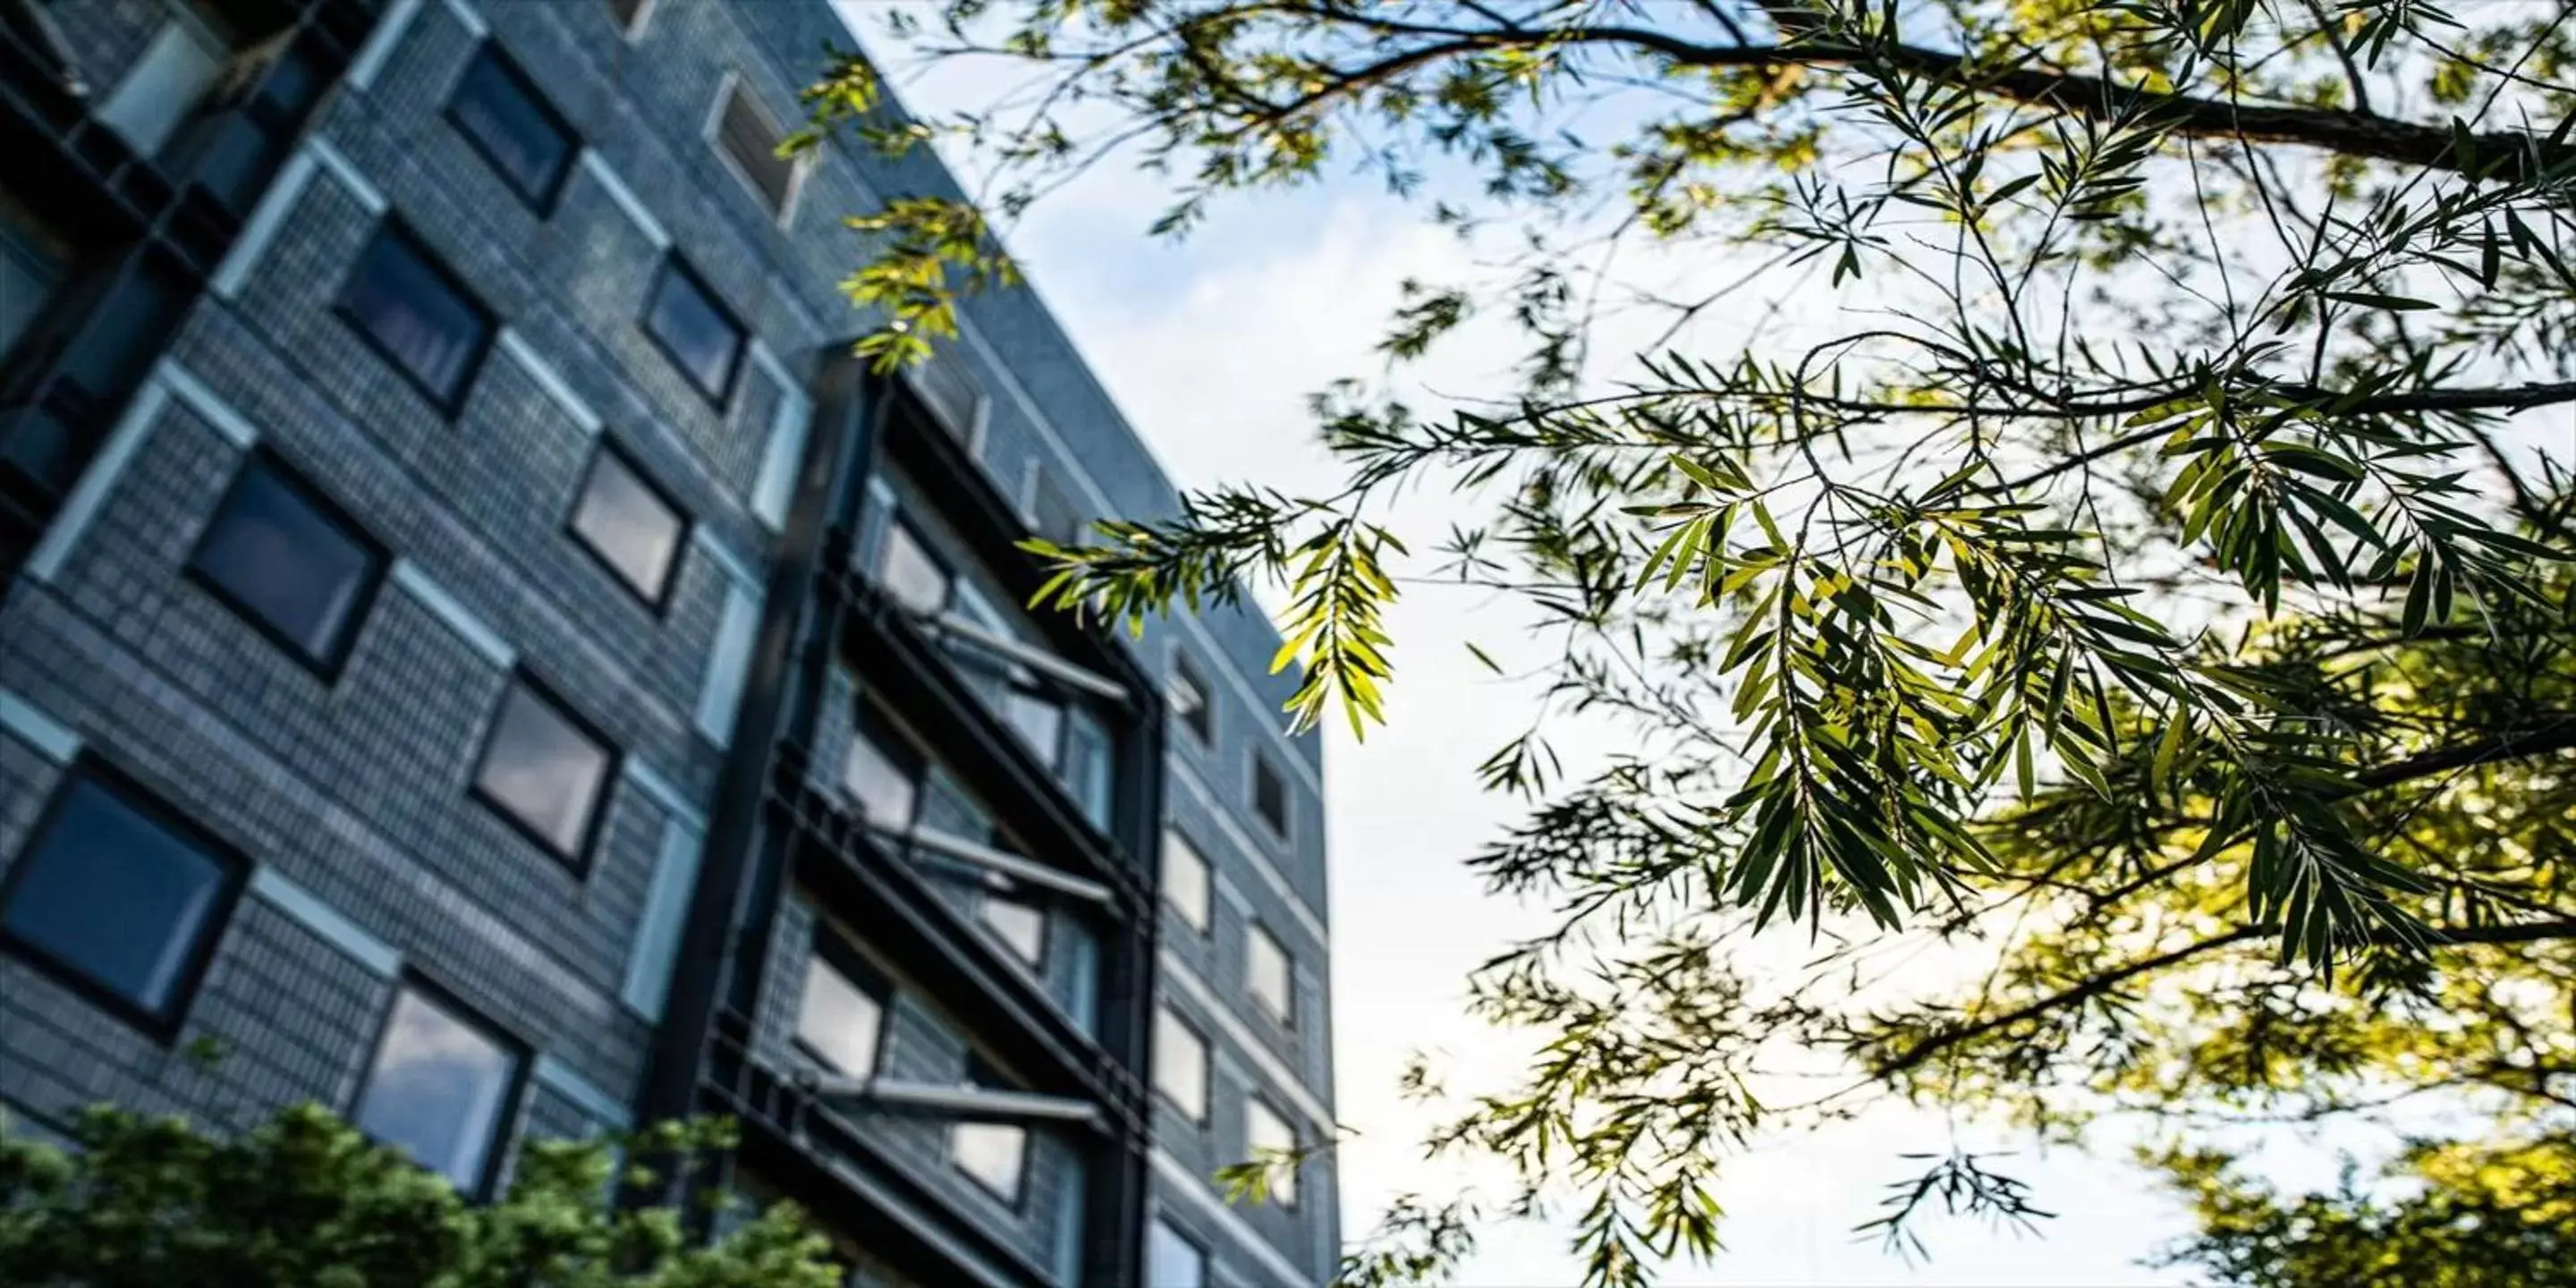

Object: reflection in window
[1153,1006,1208,1123]
[797,947,885,1078]
[190,456,382,667]
[1245,1097,1300,1206]
[95,4,233,157]
[876,519,949,615]
[472,680,613,863]
[341,224,494,407]
[1145,1219,1208,1288]
[949,1055,1027,1204]
[352,985,521,1191]
[843,712,922,830]
[1162,830,1211,936]
[569,445,685,605]
[978,893,1046,968]
[641,257,742,399]
[0,773,238,1022]
[1248,922,1293,1027]
[447,45,576,208]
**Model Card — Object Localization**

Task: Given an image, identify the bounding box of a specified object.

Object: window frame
[793,931,891,1080]
[334,218,497,416]
[605,0,655,39]
[1152,1004,1212,1124]
[1247,920,1295,1030]
[466,672,620,874]
[975,888,1050,972]
[564,439,690,612]
[1161,827,1213,938]
[947,1052,1030,1208]
[1250,750,1291,841]
[347,973,530,1199]
[639,253,745,403]
[183,448,389,678]
[704,73,808,227]
[443,41,580,214]
[1244,1095,1301,1208]
[1146,1217,1210,1288]
[0,760,248,1039]
[1168,651,1215,747]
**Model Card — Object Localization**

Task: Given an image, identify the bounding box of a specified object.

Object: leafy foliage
[0,1104,843,1288]
[798,1,2576,1283]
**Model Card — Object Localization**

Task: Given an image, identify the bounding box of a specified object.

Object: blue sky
[854,12,2216,1283]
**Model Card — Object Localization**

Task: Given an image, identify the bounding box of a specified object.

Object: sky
[847,9,2214,1284]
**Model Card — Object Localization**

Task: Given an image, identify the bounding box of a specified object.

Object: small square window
[0,769,242,1030]
[189,453,386,671]
[950,1055,1028,1205]
[1252,752,1290,839]
[352,982,524,1193]
[796,942,886,1079]
[568,445,686,606]
[340,222,495,411]
[641,256,743,401]
[978,893,1046,969]
[1152,1005,1208,1123]
[1169,654,1213,746]
[1248,922,1293,1027]
[1244,1097,1299,1207]
[711,80,801,220]
[471,678,614,866]
[1146,1219,1208,1288]
[1161,830,1211,936]
[876,518,950,615]
[446,45,577,210]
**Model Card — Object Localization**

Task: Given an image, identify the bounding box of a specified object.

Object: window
[796,944,886,1079]
[1028,470,1083,548]
[1168,653,1213,746]
[352,983,523,1192]
[1252,751,1290,839]
[471,678,614,865]
[876,519,950,615]
[568,445,686,606]
[978,893,1046,969]
[1145,1219,1208,1288]
[1248,922,1293,1027]
[1244,1097,1299,1207]
[340,223,494,410]
[603,0,650,34]
[641,256,742,400]
[949,1055,1027,1205]
[0,770,242,1028]
[1162,830,1211,936]
[188,454,386,670]
[843,710,923,830]
[1152,1005,1208,1123]
[446,45,577,210]
[0,189,72,367]
[711,80,801,219]
[96,3,232,156]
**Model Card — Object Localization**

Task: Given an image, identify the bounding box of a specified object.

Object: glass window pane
[1248,923,1292,1025]
[843,726,919,830]
[877,521,949,615]
[978,894,1046,968]
[642,259,741,397]
[1145,1220,1207,1288]
[796,953,883,1078]
[0,190,72,367]
[473,682,612,860]
[1169,657,1212,744]
[1002,688,1063,765]
[1253,753,1290,838]
[191,458,379,665]
[951,1056,1026,1203]
[1152,1006,1208,1122]
[353,987,520,1190]
[570,447,684,603]
[1161,831,1210,935]
[0,775,232,1017]
[717,84,795,213]
[1246,1098,1298,1206]
[97,14,230,156]
[343,225,492,404]
[448,47,574,207]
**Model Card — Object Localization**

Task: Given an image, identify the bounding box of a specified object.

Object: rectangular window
[446,45,577,210]
[711,79,800,220]
[843,707,924,831]
[340,223,495,411]
[1145,1219,1208,1288]
[641,255,742,401]
[352,982,523,1193]
[0,189,73,368]
[189,453,386,671]
[949,1055,1027,1205]
[604,0,649,34]
[0,768,242,1030]
[96,4,232,157]
[1252,751,1290,839]
[978,893,1046,969]
[876,518,951,615]
[1244,1097,1299,1207]
[1152,1005,1208,1123]
[471,677,614,867]
[796,942,886,1079]
[1169,653,1213,746]
[568,444,686,607]
[1248,922,1292,1027]
[1161,830,1211,936]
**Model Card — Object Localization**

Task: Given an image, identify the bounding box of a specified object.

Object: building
[0,1,1339,1284]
